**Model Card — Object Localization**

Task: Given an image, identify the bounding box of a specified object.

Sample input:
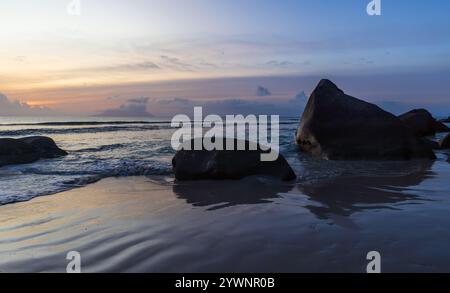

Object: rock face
[421,138,440,150]
[295,79,436,160]
[440,133,450,149]
[172,138,296,181]
[0,136,67,167]
[435,121,450,133]
[399,109,449,136]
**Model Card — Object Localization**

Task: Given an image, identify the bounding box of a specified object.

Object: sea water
[0,116,449,206]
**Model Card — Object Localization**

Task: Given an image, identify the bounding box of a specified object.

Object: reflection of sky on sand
[173,177,292,211]
[174,158,438,219]
[0,154,449,272]
[296,159,436,221]
[171,154,450,238]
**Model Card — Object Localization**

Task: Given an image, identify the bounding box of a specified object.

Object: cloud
[266,60,293,67]
[150,90,308,117]
[12,56,27,64]
[109,61,160,71]
[256,86,271,97]
[291,91,308,103]
[106,95,121,101]
[90,61,160,73]
[0,93,56,116]
[98,97,153,117]
[154,97,273,116]
[160,55,194,72]
[156,97,193,107]
[203,99,276,115]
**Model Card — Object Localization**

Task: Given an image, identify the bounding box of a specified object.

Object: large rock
[435,121,450,133]
[399,109,449,136]
[435,113,450,131]
[19,136,67,158]
[295,79,436,160]
[0,136,67,167]
[421,138,440,150]
[440,133,450,149]
[172,138,296,181]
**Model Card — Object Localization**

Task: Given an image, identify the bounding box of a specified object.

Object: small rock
[0,136,67,167]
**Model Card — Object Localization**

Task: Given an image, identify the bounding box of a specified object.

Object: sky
[0,0,450,117]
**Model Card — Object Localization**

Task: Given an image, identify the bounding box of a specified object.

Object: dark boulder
[421,138,440,150]
[399,109,449,136]
[435,122,450,133]
[295,79,436,160]
[440,133,450,149]
[172,138,296,181]
[0,138,38,167]
[0,136,67,167]
[19,136,68,158]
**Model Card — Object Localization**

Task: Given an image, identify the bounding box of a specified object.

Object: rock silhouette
[0,136,67,167]
[399,109,449,136]
[295,79,436,160]
[173,138,296,181]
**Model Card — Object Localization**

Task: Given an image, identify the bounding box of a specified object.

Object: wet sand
[1,159,450,272]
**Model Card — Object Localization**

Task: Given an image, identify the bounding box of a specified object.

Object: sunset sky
[1,0,450,116]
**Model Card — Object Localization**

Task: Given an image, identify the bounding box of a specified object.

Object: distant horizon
[1,73,450,118]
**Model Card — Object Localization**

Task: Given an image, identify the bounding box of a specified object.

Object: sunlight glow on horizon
[1,0,450,115]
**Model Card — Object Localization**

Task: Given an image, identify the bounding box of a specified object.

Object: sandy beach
[2,0,450,278]
[1,158,450,273]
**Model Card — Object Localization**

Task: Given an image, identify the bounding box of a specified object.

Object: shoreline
[0,169,450,272]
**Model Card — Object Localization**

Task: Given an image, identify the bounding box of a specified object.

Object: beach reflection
[296,159,435,222]
[173,159,436,219]
[173,177,293,210]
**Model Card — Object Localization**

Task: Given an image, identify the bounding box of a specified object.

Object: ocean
[0,116,449,206]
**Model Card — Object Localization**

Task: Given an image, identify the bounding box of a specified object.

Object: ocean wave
[0,159,173,205]
[0,125,173,137]
[0,119,299,127]
[75,143,131,153]
[0,121,171,127]
[14,158,173,177]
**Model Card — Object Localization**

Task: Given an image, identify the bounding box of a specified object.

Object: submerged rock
[0,136,67,167]
[172,138,296,181]
[399,109,449,136]
[440,133,450,149]
[295,79,436,160]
